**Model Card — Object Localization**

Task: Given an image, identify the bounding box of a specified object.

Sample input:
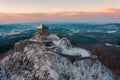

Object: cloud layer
[0,9,120,23]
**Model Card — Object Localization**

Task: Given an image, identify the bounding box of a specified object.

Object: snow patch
[37,24,43,29]
[71,29,80,33]
[48,34,93,57]
[63,48,91,57]
[107,30,117,33]
[105,43,112,46]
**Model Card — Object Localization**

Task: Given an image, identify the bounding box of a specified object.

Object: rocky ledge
[0,24,117,80]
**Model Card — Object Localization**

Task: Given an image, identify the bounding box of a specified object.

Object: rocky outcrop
[0,25,116,80]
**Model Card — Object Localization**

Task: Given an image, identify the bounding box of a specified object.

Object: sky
[0,0,120,23]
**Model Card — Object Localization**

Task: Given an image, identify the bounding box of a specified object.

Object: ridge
[0,24,117,80]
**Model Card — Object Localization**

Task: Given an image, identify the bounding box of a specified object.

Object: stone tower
[33,24,50,40]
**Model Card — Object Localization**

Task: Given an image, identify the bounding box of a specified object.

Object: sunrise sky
[0,0,120,23]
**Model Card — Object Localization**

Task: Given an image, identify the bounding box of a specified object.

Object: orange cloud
[104,8,120,13]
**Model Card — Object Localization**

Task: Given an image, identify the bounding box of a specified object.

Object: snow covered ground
[47,34,96,58]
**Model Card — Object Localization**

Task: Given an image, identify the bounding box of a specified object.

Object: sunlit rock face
[0,25,115,80]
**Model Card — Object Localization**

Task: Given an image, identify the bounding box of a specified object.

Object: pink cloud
[0,9,120,23]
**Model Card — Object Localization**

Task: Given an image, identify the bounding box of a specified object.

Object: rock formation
[0,24,117,80]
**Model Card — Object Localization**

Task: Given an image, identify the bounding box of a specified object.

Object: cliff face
[0,25,114,80]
